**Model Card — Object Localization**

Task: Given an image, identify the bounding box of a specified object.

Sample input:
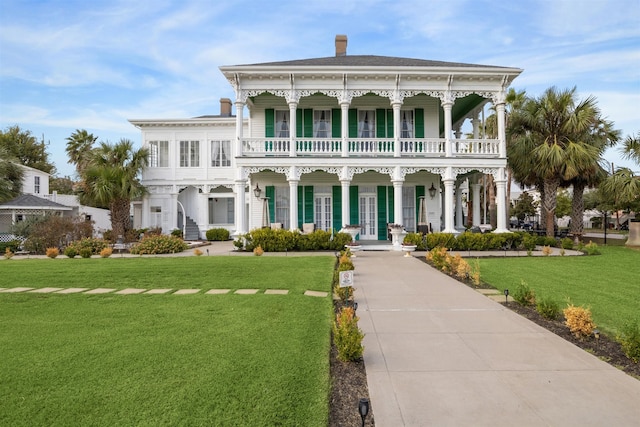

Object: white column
[494,168,509,233]
[235,101,244,158]
[443,96,454,157]
[341,102,349,157]
[496,100,507,158]
[170,192,178,235]
[455,182,463,228]
[141,194,149,229]
[472,183,481,227]
[235,180,247,235]
[392,101,401,157]
[472,110,480,139]
[341,179,350,227]
[289,178,299,231]
[442,167,456,233]
[289,101,297,157]
[392,180,403,226]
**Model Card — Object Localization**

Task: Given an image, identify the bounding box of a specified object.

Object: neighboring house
[130,35,522,241]
[0,164,110,236]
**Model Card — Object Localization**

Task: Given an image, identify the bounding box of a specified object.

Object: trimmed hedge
[206,228,230,241]
[237,228,351,252]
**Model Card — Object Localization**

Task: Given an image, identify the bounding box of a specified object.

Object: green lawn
[0,256,335,426]
[478,246,640,336]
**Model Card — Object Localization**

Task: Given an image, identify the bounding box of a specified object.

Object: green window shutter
[304,186,314,224]
[296,108,303,138]
[331,108,341,138]
[377,186,387,240]
[349,186,359,227]
[415,108,424,138]
[387,186,394,224]
[416,185,425,226]
[265,109,275,138]
[297,186,304,229]
[376,109,386,137]
[386,109,394,138]
[303,109,313,138]
[266,186,275,224]
[348,109,358,138]
[332,186,342,232]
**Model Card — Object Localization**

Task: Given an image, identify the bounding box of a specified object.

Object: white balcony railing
[241,137,499,157]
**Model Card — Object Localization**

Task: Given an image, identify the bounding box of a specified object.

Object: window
[314,195,332,231]
[402,187,416,232]
[208,197,234,224]
[149,141,169,167]
[400,110,414,138]
[179,140,199,167]
[275,111,290,138]
[358,110,376,137]
[275,187,290,229]
[34,176,40,194]
[313,110,331,138]
[211,140,231,167]
[150,206,162,228]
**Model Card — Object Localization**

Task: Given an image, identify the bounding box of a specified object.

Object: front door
[359,190,377,240]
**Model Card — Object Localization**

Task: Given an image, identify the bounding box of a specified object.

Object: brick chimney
[335,35,347,57]
[220,98,232,116]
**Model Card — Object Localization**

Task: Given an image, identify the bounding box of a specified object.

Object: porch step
[184,216,200,241]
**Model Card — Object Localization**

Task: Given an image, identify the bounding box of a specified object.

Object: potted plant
[401,232,420,256]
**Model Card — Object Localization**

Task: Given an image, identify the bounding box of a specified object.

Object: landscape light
[358,398,370,427]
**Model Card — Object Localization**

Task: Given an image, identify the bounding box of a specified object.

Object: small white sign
[339,270,354,288]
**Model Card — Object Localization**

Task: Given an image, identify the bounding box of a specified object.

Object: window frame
[210,140,231,167]
[179,140,200,168]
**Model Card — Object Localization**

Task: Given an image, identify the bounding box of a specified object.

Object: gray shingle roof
[230,55,507,69]
[0,194,72,210]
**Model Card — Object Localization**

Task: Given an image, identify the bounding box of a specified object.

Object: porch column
[235,101,244,158]
[496,97,507,158]
[341,179,350,227]
[341,102,349,157]
[170,192,178,235]
[494,167,509,233]
[442,94,454,157]
[392,180,403,226]
[472,110,480,139]
[392,101,401,157]
[141,194,149,229]
[442,167,456,233]
[234,179,247,235]
[289,177,299,231]
[472,182,481,227]
[289,101,297,157]
[455,182,463,228]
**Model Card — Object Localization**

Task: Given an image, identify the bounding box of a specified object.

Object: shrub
[513,280,536,306]
[129,235,189,255]
[253,245,264,256]
[66,237,108,255]
[563,304,596,339]
[617,320,640,363]
[583,241,600,255]
[470,258,481,286]
[193,248,203,256]
[426,233,456,250]
[79,248,93,258]
[0,240,20,254]
[171,229,183,238]
[334,254,355,303]
[426,246,451,271]
[64,247,77,258]
[560,237,574,250]
[521,234,537,251]
[45,247,59,258]
[99,247,112,258]
[541,245,552,256]
[332,307,364,362]
[536,297,560,320]
[205,228,230,241]
[454,255,471,280]
[19,214,93,254]
[4,247,14,259]
[402,232,422,247]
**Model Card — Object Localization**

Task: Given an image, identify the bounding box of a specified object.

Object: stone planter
[401,244,417,257]
[390,228,406,251]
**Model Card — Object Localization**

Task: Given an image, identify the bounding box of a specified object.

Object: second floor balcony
[241,137,500,158]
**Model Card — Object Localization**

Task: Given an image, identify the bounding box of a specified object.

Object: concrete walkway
[353,251,640,427]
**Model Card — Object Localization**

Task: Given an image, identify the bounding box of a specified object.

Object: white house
[130,35,522,241]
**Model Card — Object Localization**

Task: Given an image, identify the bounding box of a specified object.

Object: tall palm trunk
[110,197,131,239]
[543,178,559,237]
[570,181,586,242]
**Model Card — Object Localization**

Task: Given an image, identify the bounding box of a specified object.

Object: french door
[359,191,377,240]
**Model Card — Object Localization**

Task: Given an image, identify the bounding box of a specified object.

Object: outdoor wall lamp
[253,183,262,199]
[358,398,370,427]
[428,183,437,199]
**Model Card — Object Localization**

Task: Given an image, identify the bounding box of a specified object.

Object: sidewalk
[353,251,640,426]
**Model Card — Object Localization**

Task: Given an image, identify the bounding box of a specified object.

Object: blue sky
[1,0,639,177]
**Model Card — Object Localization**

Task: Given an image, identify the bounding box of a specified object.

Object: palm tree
[80,139,148,238]
[508,87,602,237]
[0,146,24,202]
[620,132,640,166]
[66,129,98,176]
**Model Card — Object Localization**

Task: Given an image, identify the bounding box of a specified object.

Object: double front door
[359,190,377,240]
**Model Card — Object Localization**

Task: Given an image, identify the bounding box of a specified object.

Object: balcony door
[359,187,377,240]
